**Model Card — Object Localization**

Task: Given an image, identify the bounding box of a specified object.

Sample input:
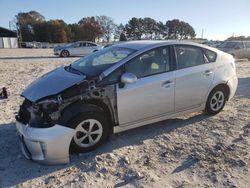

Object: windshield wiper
[65,64,85,75]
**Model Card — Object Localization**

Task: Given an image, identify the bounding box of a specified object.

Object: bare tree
[95,16,117,42]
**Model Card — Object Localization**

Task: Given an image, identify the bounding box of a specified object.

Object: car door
[70,42,81,55]
[174,45,214,112]
[116,46,175,126]
[78,42,94,56]
[77,42,87,55]
[85,42,96,55]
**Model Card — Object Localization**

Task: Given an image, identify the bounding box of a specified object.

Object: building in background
[0,27,18,48]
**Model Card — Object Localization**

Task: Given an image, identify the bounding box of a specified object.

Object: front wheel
[205,87,227,115]
[69,111,109,153]
[60,50,70,57]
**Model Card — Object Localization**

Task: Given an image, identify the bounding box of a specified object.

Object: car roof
[223,41,243,43]
[112,40,210,50]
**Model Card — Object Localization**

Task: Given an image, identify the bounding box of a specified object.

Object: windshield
[71,46,136,77]
[218,42,238,48]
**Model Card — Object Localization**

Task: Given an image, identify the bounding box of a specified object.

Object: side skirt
[114,104,205,133]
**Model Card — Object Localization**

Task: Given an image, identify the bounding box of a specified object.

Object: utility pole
[16,20,22,48]
[201,28,204,39]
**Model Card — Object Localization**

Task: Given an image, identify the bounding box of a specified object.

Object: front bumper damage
[16,121,74,165]
[15,65,118,165]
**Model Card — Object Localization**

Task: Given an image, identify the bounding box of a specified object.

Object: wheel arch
[86,98,115,128]
[58,100,103,126]
[58,99,114,134]
[207,83,230,102]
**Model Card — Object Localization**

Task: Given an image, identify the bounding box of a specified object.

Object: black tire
[68,111,109,153]
[60,50,70,57]
[205,86,227,115]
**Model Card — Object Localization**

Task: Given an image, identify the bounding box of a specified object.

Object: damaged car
[16,41,238,165]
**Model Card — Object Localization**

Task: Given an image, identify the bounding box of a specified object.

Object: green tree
[125,17,144,40]
[165,19,195,39]
[33,21,49,42]
[119,33,127,41]
[16,11,45,42]
[47,20,68,43]
[227,36,250,41]
[143,17,158,39]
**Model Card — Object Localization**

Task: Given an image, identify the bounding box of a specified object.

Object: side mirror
[121,72,137,84]
[235,46,242,50]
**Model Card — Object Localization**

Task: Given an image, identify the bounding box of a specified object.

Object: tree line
[227,36,250,41]
[14,11,196,43]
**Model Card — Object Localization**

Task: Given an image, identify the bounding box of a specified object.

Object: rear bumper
[227,74,238,100]
[16,121,75,165]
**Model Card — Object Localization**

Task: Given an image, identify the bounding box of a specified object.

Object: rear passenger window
[204,49,217,62]
[175,46,205,69]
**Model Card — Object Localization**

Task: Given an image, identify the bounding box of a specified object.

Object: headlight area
[16,98,60,128]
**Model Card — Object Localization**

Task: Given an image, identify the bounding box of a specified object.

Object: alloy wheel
[210,91,225,111]
[73,119,103,148]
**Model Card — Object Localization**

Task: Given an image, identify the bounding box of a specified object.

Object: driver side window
[125,47,170,78]
[100,46,171,85]
[100,67,123,85]
[73,42,81,47]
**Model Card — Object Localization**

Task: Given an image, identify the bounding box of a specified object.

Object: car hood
[21,66,86,102]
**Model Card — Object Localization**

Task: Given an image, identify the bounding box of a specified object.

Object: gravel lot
[0,49,249,188]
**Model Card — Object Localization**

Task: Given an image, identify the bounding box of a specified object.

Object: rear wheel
[60,50,69,57]
[205,87,227,115]
[69,111,109,153]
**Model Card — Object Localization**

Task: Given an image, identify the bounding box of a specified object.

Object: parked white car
[53,41,102,57]
[16,40,238,164]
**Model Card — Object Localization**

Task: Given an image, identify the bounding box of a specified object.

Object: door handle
[162,80,174,88]
[203,70,212,76]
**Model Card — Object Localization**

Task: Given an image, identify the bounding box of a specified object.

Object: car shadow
[0,113,208,187]
[0,56,82,60]
[0,56,61,60]
[172,155,198,174]
[236,77,250,99]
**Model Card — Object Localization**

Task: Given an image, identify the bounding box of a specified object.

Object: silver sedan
[53,41,102,57]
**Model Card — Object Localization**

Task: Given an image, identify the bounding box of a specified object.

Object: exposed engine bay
[16,78,118,129]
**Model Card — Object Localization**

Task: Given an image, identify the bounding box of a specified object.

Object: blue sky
[0,0,249,40]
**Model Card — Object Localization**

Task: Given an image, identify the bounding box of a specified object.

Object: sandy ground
[0,49,249,188]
